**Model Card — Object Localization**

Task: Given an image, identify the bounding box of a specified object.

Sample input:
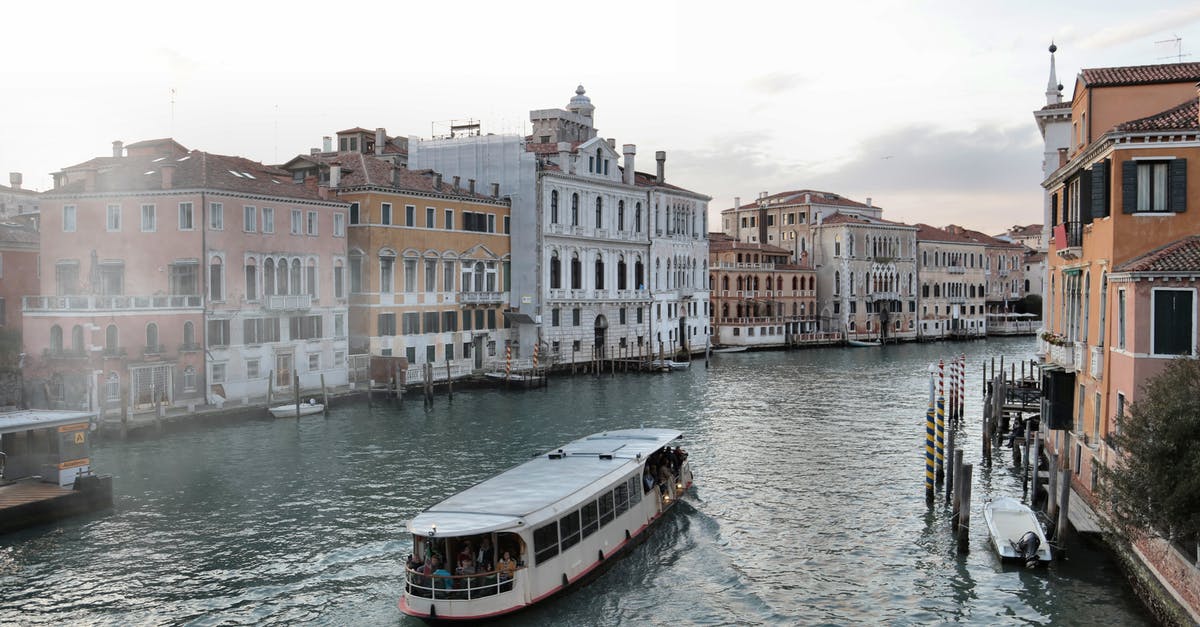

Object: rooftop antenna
[169,87,176,136]
[1155,35,1191,62]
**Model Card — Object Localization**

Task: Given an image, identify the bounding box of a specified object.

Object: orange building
[1039,60,1200,617]
[707,233,816,347]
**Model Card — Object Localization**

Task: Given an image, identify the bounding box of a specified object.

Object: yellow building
[283,154,511,373]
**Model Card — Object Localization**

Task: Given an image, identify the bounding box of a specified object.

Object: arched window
[776,277,783,290]
[184,321,195,347]
[595,197,603,228]
[570,253,582,290]
[792,276,798,290]
[550,190,559,224]
[473,262,485,292]
[834,271,841,295]
[737,276,744,291]
[290,259,302,295]
[618,200,625,231]
[71,325,84,353]
[264,257,276,295]
[276,257,289,296]
[1082,272,1091,344]
[634,202,642,233]
[146,322,158,352]
[617,255,627,290]
[722,303,729,318]
[106,372,120,402]
[50,325,63,353]
[933,283,940,297]
[550,251,562,289]
[571,193,579,226]
[635,257,645,289]
[209,256,223,301]
[595,256,605,289]
[105,324,118,353]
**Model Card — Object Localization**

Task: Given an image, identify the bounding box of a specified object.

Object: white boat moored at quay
[398,428,694,621]
[983,496,1052,567]
[267,401,324,418]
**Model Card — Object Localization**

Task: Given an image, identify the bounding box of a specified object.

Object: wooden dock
[0,478,113,534]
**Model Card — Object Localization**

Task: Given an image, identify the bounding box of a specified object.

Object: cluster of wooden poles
[924,354,973,553]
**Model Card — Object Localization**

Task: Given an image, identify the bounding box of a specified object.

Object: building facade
[914,224,988,339]
[707,233,816,347]
[25,139,349,411]
[0,173,39,222]
[0,223,39,336]
[720,189,882,263]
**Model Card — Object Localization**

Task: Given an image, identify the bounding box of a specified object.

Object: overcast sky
[4,1,1200,235]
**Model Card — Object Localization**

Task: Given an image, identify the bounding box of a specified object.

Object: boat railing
[404,566,522,601]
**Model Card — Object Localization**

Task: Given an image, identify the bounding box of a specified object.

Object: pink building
[25,139,349,411]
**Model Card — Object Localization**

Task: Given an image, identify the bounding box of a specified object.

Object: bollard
[958,463,973,554]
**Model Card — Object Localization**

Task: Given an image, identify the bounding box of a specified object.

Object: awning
[503,312,537,325]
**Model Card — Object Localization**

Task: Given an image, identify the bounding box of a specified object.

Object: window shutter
[1121,160,1138,213]
[1050,193,1059,226]
[1079,170,1093,224]
[1169,158,1187,213]
[1091,160,1109,218]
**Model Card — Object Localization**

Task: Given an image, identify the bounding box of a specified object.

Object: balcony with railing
[947,266,966,274]
[460,290,504,304]
[1089,345,1103,380]
[713,261,777,270]
[142,344,166,356]
[866,291,900,302]
[265,293,312,311]
[24,294,203,312]
[1053,221,1083,259]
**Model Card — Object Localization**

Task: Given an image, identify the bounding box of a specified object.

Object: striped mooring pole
[925,368,936,504]
[505,344,512,381]
[533,342,540,372]
[958,353,966,422]
[936,359,946,485]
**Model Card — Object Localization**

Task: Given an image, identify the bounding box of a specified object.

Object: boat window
[580,500,599,538]
[598,490,615,527]
[613,482,629,517]
[533,522,560,565]
[559,510,581,551]
[627,476,642,507]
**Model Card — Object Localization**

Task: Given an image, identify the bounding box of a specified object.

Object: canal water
[0,337,1152,625]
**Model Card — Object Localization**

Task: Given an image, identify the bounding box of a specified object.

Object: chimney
[8,172,21,191]
[758,198,768,245]
[330,165,341,188]
[733,196,741,239]
[655,150,666,184]
[468,178,476,195]
[866,197,872,207]
[375,128,386,156]
[434,173,442,190]
[323,136,333,152]
[310,148,320,155]
[622,144,636,185]
[304,174,317,191]
[606,138,616,150]
[392,166,401,187]
[160,163,176,189]
[1057,147,1068,167]
[452,175,460,192]
[557,142,571,174]
[490,182,500,198]
[112,140,123,158]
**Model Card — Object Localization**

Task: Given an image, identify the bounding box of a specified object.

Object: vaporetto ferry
[399,428,693,621]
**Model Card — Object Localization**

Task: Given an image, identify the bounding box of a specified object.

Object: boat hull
[983,497,1052,564]
[268,404,323,418]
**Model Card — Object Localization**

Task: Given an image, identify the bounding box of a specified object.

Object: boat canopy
[408,429,682,537]
[0,409,94,435]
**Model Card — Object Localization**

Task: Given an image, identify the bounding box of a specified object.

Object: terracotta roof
[525,141,583,156]
[1114,235,1200,273]
[0,222,39,245]
[0,183,38,196]
[1025,251,1046,263]
[1007,224,1043,237]
[955,226,1024,248]
[49,147,336,202]
[723,189,878,213]
[336,127,373,135]
[1080,62,1200,88]
[1114,98,1200,133]
[632,170,701,195]
[1039,102,1072,111]
[285,152,503,203]
[818,211,910,227]
[915,223,983,244]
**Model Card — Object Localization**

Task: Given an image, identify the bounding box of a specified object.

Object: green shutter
[1050,193,1059,226]
[1121,160,1138,213]
[1091,160,1109,218]
[1169,158,1187,213]
[1079,170,1093,224]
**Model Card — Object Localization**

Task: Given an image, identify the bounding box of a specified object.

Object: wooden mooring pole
[320,374,328,417]
[957,463,973,554]
[446,360,453,401]
[293,373,301,418]
[1056,469,1071,555]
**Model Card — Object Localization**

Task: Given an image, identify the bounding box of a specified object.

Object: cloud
[745,71,806,95]
[1076,6,1200,50]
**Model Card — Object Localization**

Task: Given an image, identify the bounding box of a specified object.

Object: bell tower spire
[1045,42,1063,105]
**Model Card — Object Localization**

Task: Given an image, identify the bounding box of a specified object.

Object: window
[106,204,121,231]
[580,500,599,538]
[209,202,224,230]
[572,308,581,326]
[333,212,345,237]
[211,363,226,384]
[504,215,510,234]
[444,209,453,230]
[423,311,440,333]
[613,481,629,517]
[402,312,419,335]
[289,315,323,340]
[243,317,280,344]
[291,209,302,234]
[425,259,437,293]
[595,197,603,228]
[443,261,455,292]
[305,261,316,295]
[378,313,396,336]
[334,262,344,298]
[183,321,195,348]
[551,190,559,223]
[425,206,435,228]
[533,522,559,565]
[309,353,320,371]
[488,214,496,233]
[598,490,614,527]
[243,206,256,232]
[104,324,118,353]
[106,372,120,401]
[404,259,417,293]
[99,263,124,295]
[207,319,230,347]
[552,308,561,327]
[334,313,345,338]
[442,311,457,332]
[63,205,77,232]
[262,207,275,233]
[1152,288,1194,355]
[169,262,199,295]
[349,253,362,293]
[559,510,581,551]
[307,211,318,235]
[1125,160,1184,213]
[635,202,642,232]
[349,202,359,225]
[246,359,260,379]
[628,476,642,507]
[209,258,223,301]
[571,193,579,226]
[379,255,395,293]
[1117,288,1126,350]
[141,204,156,231]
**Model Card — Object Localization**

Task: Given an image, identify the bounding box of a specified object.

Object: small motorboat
[710,346,748,353]
[847,339,882,347]
[983,496,1052,567]
[269,401,324,418]
[651,359,690,371]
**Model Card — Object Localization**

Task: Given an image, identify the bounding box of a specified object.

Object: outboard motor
[1014,531,1041,568]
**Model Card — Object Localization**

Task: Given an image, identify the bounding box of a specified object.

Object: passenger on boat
[457,540,474,567]
[476,537,494,571]
[497,551,516,581]
[432,559,454,594]
[658,465,672,495]
[643,467,655,493]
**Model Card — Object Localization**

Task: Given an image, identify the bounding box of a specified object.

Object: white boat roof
[0,409,94,435]
[409,428,683,536]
